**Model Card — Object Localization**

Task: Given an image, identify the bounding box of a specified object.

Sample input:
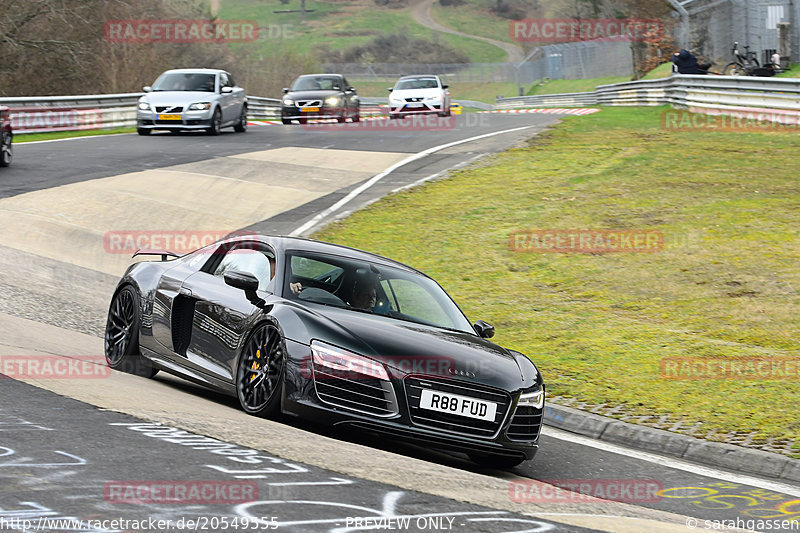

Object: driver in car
[290,268,379,311]
[349,279,377,310]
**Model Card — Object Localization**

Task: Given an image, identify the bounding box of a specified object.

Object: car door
[178,242,276,381]
[227,72,246,119]
[342,76,358,115]
[218,72,236,123]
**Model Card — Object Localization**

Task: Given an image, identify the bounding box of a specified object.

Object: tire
[137,127,151,136]
[281,117,292,125]
[104,285,158,378]
[389,114,399,120]
[352,112,360,123]
[723,63,744,76]
[0,132,11,167]
[298,117,307,125]
[234,105,247,132]
[337,114,346,124]
[206,108,222,135]
[236,322,285,418]
[468,452,526,469]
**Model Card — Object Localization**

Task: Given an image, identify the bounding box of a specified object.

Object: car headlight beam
[324,96,341,107]
[311,340,389,381]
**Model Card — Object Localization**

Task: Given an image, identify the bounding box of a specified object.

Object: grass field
[316,107,800,452]
[14,127,136,143]
[430,1,518,45]
[220,0,507,62]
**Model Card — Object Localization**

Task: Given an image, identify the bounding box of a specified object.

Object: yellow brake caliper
[250,347,262,382]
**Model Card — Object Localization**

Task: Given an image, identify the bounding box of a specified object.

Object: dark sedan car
[105,235,544,467]
[1,106,12,167]
[281,74,360,124]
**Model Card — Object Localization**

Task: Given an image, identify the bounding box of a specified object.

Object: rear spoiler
[132,249,181,261]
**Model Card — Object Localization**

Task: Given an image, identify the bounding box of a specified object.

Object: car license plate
[419,389,497,422]
[300,107,319,113]
[407,103,423,108]
[158,114,181,120]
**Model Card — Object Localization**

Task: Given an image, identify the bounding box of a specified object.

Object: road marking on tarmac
[543,426,800,497]
[290,126,535,236]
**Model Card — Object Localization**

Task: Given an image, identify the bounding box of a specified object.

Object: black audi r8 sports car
[105,235,545,467]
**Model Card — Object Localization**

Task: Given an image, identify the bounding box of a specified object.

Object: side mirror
[473,320,495,339]
[348,86,356,92]
[442,84,449,89]
[224,270,259,292]
[221,86,233,94]
[472,320,494,339]
[143,86,152,92]
[388,88,393,92]
[283,87,289,94]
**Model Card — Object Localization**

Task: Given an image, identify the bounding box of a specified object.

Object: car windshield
[152,73,216,92]
[395,78,439,90]
[284,252,475,333]
[291,76,342,91]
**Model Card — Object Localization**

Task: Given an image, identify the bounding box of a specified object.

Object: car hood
[390,88,444,99]
[288,303,529,390]
[286,90,341,100]
[141,91,218,105]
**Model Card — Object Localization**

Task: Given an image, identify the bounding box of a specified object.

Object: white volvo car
[388,75,451,119]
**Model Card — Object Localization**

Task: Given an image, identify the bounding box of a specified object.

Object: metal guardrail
[246,96,282,121]
[495,75,800,122]
[0,93,284,134]
[0,93,491,133]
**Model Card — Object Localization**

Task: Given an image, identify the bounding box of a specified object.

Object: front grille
[506,405,543,441]
[405,97,424,102]
[297,100,322,107]
[405,376,511,438]
[156,119,183,125]
[156,106,183,113]
[313,364,398,417]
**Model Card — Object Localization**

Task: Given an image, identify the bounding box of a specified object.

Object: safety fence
[495,74,800,123]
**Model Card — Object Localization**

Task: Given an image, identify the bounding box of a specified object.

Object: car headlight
[324,96,341,107]
[188,102,211,111]
[283,98,294,106]
[137,102,150,110]
[518,388,545,409]
[389,95,404,103]
[311,340,389,381]
[425,96,441,101]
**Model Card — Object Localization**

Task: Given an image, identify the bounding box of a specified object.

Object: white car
[388,75,451,119]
